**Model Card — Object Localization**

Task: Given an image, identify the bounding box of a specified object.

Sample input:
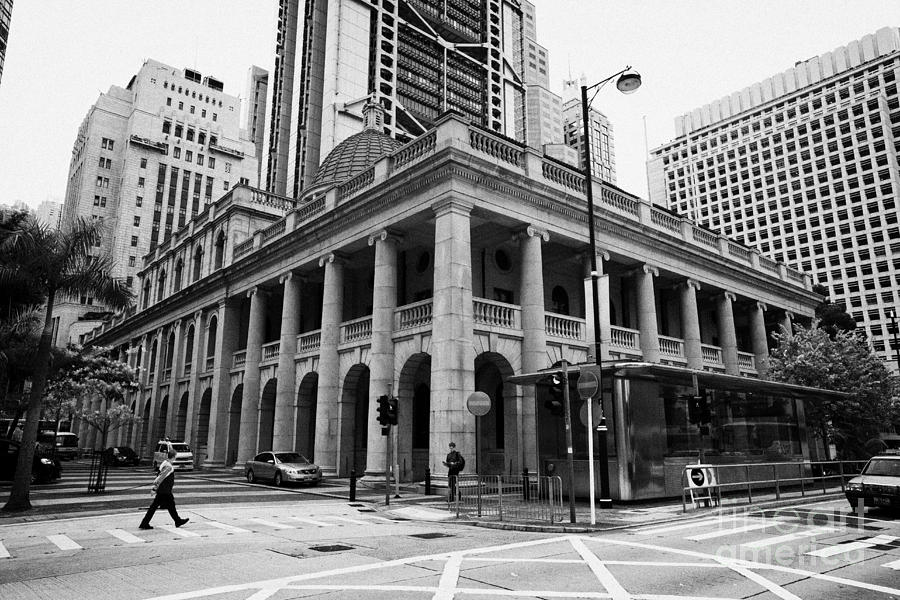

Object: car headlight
[40,458,53,465]
[286,469,298,474]
[848,482,863,491]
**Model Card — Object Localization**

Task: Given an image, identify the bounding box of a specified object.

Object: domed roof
[310,98,402,188]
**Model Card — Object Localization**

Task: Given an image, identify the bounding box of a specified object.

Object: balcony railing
[341,317,373,343]
[205,356,215,372]
[298,330,321,353]
[701,344,724,368]
[233,350,247,369]
[658,335,686,363]
[473,298,520,329]
[610,326,640,351]
[209,141,245,158]
[544,313,584,340]
[737,351,757,372]
[395,299,433,331]
[262,341,280,362]
[183,363,192,378]
[130,134,168,153]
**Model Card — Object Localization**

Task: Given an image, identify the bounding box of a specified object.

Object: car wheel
[274,472,283,487]
[246,469,256,484]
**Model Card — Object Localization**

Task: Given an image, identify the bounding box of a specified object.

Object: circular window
[416,251,430,273]
[494,248,512,272]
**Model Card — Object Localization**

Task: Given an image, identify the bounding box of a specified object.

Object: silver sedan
[244,451,323,487]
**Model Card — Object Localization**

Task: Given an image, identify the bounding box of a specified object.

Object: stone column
[635,265,660,363]
[204,298,240,467]
[364,231,401,479]
[129,335,150,451]
[237,287,268,464]
[583,250,611,362]
[750,301,770,377]
[146,328,166,455]
[429,199,475,476]
[717,292,739,375]
[679,279,703,370]
[518,225,549,472]
[185,310,204,463]
[167,319,184,439]
[781,310,794,340]
[273,272,302,451]
[313,253,345,476]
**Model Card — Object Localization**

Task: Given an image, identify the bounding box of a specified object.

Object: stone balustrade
[341,317,373,343]
[232,350,246,369]
[261,341,280,362]
[701,344,724,369]
[395,299,433,331]
[298,330,321,354]
[658,335,687,364]
[610,326,640,352]
[473,298,520,329]
[545,313,584,340]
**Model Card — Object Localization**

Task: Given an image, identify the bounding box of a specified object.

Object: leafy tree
[811,283,857,338]
[76,403,137,453]
[767,322,900,460]
[0,218,133,512]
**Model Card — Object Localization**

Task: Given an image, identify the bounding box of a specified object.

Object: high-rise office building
[562,87,617,184]
[647,27,900,367]
[58,59,258,346]
[0,0,13,86]
[244,65,269,187]
[268,0,530,197]
[35,200,62,229]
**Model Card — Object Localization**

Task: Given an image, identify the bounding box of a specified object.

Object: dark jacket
[445,450,464,476]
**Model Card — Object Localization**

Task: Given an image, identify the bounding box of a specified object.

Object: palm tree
[0,217,133,511]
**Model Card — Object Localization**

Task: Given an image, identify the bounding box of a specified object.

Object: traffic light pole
[561,359,577,523]
[385,424,391,506]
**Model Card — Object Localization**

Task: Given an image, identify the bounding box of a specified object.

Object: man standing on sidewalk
[443,442,465,500]
[139,448,189,529]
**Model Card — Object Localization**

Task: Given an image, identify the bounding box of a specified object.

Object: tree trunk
[820,425,831,461]
[3,292,55,512]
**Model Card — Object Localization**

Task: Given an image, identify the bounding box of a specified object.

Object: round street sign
[576,370,600,400]
[689,468,706,487]
[466,391,491,417]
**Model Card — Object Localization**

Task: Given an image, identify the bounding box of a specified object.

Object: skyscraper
[562,86,617,185]
[57,59,258,346]
[647,27,900,367]
[243,65,269,187]
[0,0,13,86]
[268,0,530,197]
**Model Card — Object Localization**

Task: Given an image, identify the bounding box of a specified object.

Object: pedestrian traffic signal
[544,372,565,416]
[387,397,398,425]
[376,395,390,426]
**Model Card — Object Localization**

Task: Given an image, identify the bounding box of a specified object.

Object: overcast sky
[0,1,896,209]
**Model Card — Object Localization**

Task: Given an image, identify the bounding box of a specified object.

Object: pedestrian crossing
[633,513,900,571]
[0,512,397,559]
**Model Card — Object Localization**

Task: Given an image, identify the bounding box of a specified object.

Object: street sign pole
[561,359,576,524]
[577,365,601,526]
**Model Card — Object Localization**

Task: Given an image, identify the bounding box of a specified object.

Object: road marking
[722,560,802,600]
[634,517,729,535]
[742,527,836,548]
[806,535,898,558]
[326,516,371,526]
[433,553,462,600]
[286,516,333,527]
[158,525,201,537]
[47,534,82,550]
[0,541,9,559]
[246,518,294,530]
[107,529,145,544]
[882,558,900,570]
[204,521,250,534]
[570,536,629,600]
[687,521,789,541]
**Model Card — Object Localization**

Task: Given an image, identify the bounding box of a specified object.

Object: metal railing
[450,474,564,524]
[680,459,868,512]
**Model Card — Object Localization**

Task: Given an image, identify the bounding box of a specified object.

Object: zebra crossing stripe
[246,518,294,530]
[326,516,372,526]
[158,525,200,538]
[107,529,145,544]
[742,527,836,548]
[47,534,82,550]
[806,535,898,558]
[205,521,250,534]
[687,521,789,541]
[882,558,900,570]
[287,516,333,527]
[0,541,9,559]
[635,517,727,535]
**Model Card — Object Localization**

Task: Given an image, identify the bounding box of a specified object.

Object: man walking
[442,442,465,501]
[139,448,188,529]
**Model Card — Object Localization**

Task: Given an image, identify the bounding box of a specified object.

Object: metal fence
[450,474,564,523]
[681,459,868,512]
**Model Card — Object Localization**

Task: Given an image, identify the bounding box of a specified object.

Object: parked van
[152,440,194,471]
[36,431,80,460]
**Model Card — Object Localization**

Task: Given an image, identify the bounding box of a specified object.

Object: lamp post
[581,66,642,509]
[889,308,900,372]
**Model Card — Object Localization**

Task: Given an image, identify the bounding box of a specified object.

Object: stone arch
[140,397,152,456]
[155,395,169,442]
[127,400,136,446]
[175,391,188,440]
[184,324,195,370]
[296,372,319,459]
[206,315,218,369]
[173,258,184,292]
[196,387,212,462]
[339,364,370,476]
[156,269,167,302]
[226,384,243,466]
[258,378,277,451]
[214,229,226,270]
[192,244,204,282]
[397,352,431,481]
[474,352,518,475]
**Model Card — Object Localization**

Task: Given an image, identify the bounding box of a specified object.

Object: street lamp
[888,308,900,371]
[581,66,642,509]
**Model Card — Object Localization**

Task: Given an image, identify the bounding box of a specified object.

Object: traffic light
[387,397,398,425]
[376,395,390,426]
[686,393,711,425]
[544,372,565,416]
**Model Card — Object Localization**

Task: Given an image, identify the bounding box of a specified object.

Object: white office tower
[35,200,62,229]
[647,27,900,365]
[244,65,270,188]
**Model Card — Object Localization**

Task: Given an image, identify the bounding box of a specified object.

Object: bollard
[425,466,431,495]
[522,467,530,501]
[349,469,357,502]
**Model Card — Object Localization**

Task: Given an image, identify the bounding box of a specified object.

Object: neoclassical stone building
[83,108,825,500]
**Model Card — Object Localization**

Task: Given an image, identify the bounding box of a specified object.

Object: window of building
[212,113,217,122]
[140,157,147,169]
[131,235,138,247]
[198,131,206,145]
[190,105,195,114]
[201,109,206,118]
[96,176,109,188]
[224,162,231,173]
[101,138,114,150]
[186,128,194,142]
[173,147,181,159]
[136,196,143,207]
[208,157,216,169]
[174,124,183,138]
[138,176,145,189]
[223,181,229,190]
[166,97,172,106]
[162,120,171,134]
[178,101,184,110]
[197,154,204,166]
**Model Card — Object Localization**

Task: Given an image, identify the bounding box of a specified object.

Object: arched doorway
[258,378,277,450]
[226,384,243,466]
[339,365,369,476]
[140,398,152,457]
[155,395,169,442]
[127,400,136,446]
[175,392,188,440]
[196,388,212,464]
[474,352,517,475]
[296,373,318,459]
[397,353,431,481]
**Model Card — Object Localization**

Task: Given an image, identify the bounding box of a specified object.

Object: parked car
[0,438,62,484]
[244,451,322,487]
[152,440,194,471]
[51,432,80,460]
[102,446,140,467]
[846,451,900,511]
